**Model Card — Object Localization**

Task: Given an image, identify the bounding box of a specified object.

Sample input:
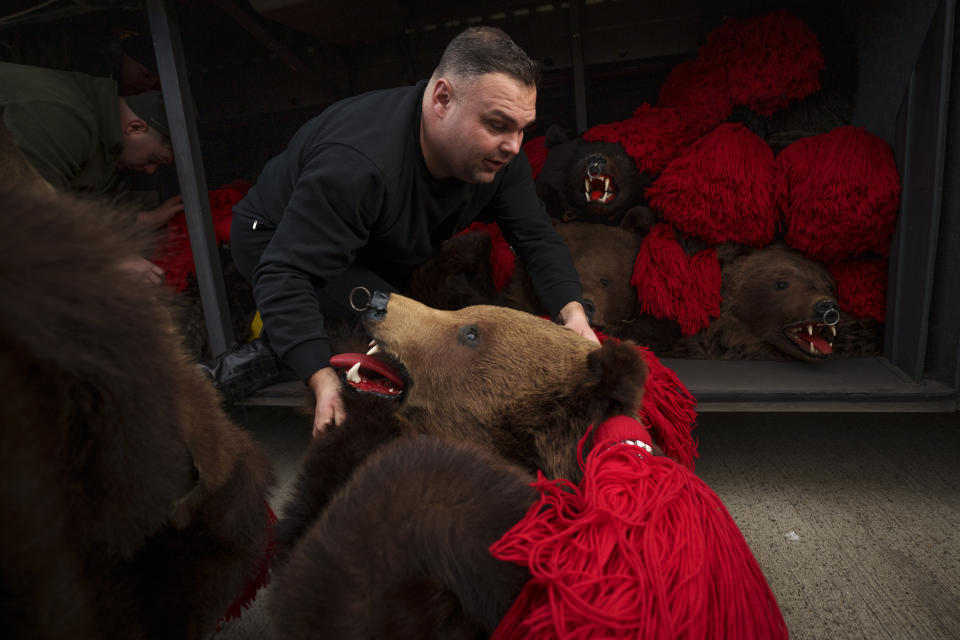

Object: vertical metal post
[886,0,955,380]
[146,0,233,357]
[569,0,588,133]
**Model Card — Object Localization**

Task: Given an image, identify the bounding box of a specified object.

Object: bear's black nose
[813,299,840,326]
[366,290,390,321]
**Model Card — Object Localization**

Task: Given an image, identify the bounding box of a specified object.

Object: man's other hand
[309,366,346,438]
[136,194,184,229]
[559,300,600,345]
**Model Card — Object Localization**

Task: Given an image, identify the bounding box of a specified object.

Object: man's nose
[501,132,522,155]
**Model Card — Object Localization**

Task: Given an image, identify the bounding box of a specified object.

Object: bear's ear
[585,339,648,414]
[619,205,657,234]
[544,123,572,147]
[714,241,752,266]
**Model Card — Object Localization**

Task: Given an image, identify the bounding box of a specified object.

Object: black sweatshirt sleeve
[490,151,583,317]
[251,145,385,381]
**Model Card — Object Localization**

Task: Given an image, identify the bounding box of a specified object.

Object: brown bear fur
[0,187,275,639]
[666,243,843,360]
[270,295,649,638]
[271,431,537,639]
[506,215,680,352]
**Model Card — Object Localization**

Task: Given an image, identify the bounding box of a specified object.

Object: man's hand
[559,300,600,345]
[119,254,164,285]
[309,366,346,438]
[136,194,184,229]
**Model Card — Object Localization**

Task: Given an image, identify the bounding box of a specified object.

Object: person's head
[117,91,173,174]
[420,27,540,183]
[117,33,161,95]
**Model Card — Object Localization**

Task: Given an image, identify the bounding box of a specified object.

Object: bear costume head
[669,243,842,360]
[536,126,652,226]
[362,292,648,482]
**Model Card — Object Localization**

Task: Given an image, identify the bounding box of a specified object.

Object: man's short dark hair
[433,26,540,87]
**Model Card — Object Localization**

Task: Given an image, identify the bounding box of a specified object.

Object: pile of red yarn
[490,341,787,639]
[154,180,252,292]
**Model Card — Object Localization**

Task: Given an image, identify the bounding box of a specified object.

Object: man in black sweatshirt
[225,26,596,436]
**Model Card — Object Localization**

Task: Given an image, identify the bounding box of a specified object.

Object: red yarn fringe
[491,417,788,640]
[154,180,252,292]
[630,224,721,336]
[523,135,549,180]
[219,501,277,626]
[695,10,824,117]
[646,123,777,247]
[460,221,516,291]
[777,126,901,262]
[829,258,888,322]
[656,59,732,140]
[583,104,692,175]
[595,330,700,470]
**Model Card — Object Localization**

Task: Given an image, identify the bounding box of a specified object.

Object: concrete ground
[215,407,960,640]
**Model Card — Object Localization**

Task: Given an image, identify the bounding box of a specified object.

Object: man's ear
[431,78,454,118]
[122,118,149,137]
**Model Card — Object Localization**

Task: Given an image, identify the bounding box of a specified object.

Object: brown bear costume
[665,243,845,360]
[0,187,275,639]
[270,293,649,638]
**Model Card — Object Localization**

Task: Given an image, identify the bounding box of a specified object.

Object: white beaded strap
[619,439,653,453]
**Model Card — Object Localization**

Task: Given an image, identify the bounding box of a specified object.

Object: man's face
[434,72,536,183]
[117,130,173,174]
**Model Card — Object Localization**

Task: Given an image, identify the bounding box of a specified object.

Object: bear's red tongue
[796,331,833,355]
[329,353,404,396]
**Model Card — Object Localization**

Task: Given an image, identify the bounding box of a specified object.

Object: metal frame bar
[146,0,234,357]
[568,0,588,133]
[886,0,956,381]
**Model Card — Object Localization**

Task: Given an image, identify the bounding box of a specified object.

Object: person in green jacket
[0,61,181,283]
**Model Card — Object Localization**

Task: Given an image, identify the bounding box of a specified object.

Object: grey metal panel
[146,0,234,357]
[887,0,956,381]
[568,0,588,134]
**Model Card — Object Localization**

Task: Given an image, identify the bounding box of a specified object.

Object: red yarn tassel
[777,127,901,262]
[656,59,732,140]
[491,417,788,640]
[646,123,777,247]
[829,258,888,322]
[154,180,252,291]
[594,331,699,470]
[630,224,721,336]
[461,222,516,291]
[219,501,277,626]
[523,135,549,180]
[583,104,692,175]
[695,10,823,117]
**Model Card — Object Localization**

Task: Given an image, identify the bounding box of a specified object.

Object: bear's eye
[775,281,790,290]
[599,278,610,288]
[458,325,480,347]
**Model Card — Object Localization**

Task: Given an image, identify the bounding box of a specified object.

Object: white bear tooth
[807,325,813,336]
[809,342,816,354]
[346,361,362,383]
[603,176,610,191]
[366,344,380,355]
[831,326,837,337]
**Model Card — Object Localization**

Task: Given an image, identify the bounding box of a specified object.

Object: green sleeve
[2,102,95,190]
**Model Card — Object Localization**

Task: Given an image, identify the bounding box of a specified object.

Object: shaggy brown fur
[667,243,843,361]
[0,187,274,639]
[271,434,536,639]
[405,229,501,311]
